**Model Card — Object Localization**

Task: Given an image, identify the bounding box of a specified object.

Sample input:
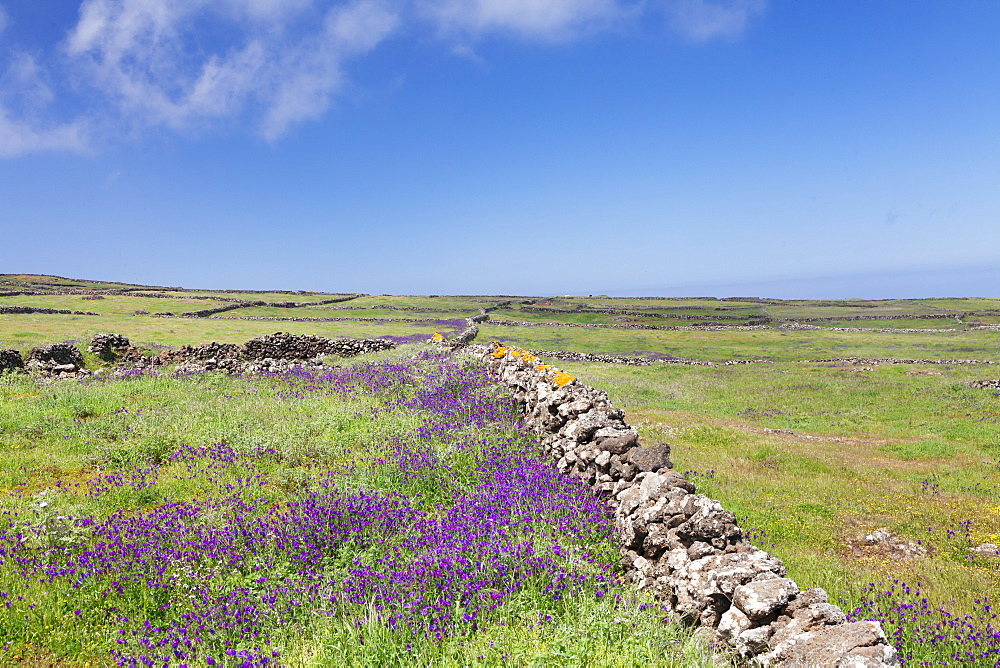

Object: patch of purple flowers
[845,579,1000,665]
[0,350,618,666]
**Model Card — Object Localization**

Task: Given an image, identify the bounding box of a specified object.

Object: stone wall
[176,301,265,317]
[446,314,480,348]
[489,318,770,332]
[0,306,100,315]
[0,349,24,373]
[468,341,898,666]
[0,333,396,377]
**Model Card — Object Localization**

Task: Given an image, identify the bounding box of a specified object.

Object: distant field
[347,295,496,310]
[225,305,472,319]
[0,293,232,314]
[0,313,446,351]
[806,319,962,329]
[479,323,1000,361]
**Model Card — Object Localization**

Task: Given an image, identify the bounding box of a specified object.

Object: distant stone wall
[489,318,770,332]
[0,306,99,315]
[468,341,899,666]
[0,332,396,378]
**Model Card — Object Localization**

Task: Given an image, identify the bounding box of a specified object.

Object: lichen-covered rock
[598,431,638,453]
[717,605,753,641]
[732,577,799,620]
[764,620,899,666]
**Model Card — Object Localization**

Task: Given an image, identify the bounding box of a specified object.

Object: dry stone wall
[468,341,898,667]
[0,348,24,373]
[0,306,99,315]
[0,333,396,378]
[488,318,770,332]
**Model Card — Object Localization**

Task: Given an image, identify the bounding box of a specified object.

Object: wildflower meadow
[0,346,718,666]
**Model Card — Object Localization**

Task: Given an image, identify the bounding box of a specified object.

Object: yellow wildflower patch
[431,333,445,342]
[535,364,550,371]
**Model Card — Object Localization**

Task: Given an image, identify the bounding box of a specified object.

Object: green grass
[226,306,474,319]
[480,323,1000,361]
[807,318,961,329]
[7,274,1000,663]
[0,293,233,315]
[541,357,1000,633]
[0,346,727,666]
[0,313,445,352]
[347,295,498,310]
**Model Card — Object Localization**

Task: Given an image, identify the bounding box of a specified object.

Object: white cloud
[0,51,89,157]
[421,0,624,40]
[261,1,398,140]
[65,0,398,139]
[665,0,765,41]
[3,53,56,108]
[0,109,88,157]
[0,0,770,157]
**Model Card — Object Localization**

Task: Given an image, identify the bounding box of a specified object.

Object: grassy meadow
[4,275,1000,665]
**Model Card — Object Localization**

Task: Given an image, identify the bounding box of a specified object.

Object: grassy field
[0,294,234,315]
[5,275,1000,664]
[544,358,1000,664]
[226,306,474,320]
[480,323,1000,362]
[0,314,451,352]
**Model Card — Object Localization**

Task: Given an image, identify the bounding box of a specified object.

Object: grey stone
[765,621,899,667]
[734,625,773,656]
[717,606,753,642]
[88,333,132,360]
[627,441,673,472]
[733,577,799,620]
[599,432,639,454]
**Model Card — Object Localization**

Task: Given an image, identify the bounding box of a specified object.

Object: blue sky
[0,1,997,297]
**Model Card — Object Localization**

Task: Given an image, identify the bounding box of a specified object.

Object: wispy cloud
[664,0,765,41]
[0,109,88,157]
[65,0,398,140]
[0,0,769,157]
[0,51,90,156]
[420,0,626,40]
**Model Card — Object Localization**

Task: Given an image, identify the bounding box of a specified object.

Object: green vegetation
[480,323,1000,361]
[545,358,1000,629]
[0,345,721,666]
[5,274,1000,664]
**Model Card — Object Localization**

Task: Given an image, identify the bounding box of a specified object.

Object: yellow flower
[535,364,550,370]
[431,333,445,342]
